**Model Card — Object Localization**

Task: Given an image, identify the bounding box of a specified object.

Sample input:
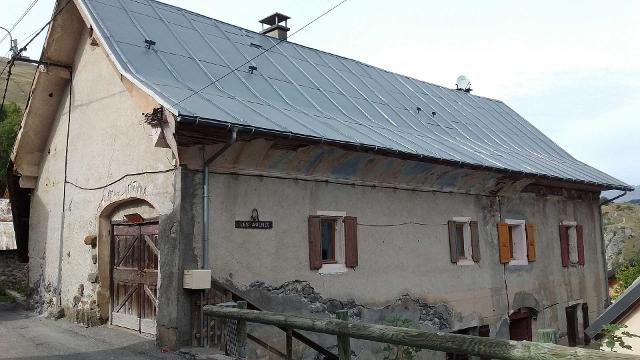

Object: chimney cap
[259,12,290,26]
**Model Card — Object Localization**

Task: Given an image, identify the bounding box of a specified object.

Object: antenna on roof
[455,75,472,93]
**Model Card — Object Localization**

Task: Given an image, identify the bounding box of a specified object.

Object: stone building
[8,0,632,357]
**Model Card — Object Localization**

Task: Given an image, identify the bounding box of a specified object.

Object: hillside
[0,57,37,110]
[603,202,640,273]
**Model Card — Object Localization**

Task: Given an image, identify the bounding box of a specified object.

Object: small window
[455,223,465,259]
[308,214,358,272]
[448,219,480,265]
[508,226,516,260]
[320,218,336,263]
[498,220,531,266]
[559,223,584,267]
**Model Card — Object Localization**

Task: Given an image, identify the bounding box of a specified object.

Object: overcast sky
[1,0,638,185]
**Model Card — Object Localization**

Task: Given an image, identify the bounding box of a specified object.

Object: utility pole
[0,26,15,113]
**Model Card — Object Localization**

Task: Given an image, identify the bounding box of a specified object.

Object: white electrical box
[183,269,211,289]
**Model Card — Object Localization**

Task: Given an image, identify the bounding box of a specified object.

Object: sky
[1,0,639,185]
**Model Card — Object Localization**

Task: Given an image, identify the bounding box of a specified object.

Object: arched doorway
[97,198,159,335]
[509,308,534,341]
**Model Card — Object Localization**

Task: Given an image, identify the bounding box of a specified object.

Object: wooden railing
[203,305,640,360]
[192,281,337,359]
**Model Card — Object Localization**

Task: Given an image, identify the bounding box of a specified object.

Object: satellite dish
[456,75,472,92]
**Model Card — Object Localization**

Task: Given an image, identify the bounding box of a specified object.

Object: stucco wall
[179,139,606,355]
[27,28,176,316]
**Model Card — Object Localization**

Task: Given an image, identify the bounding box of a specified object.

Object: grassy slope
[0,57,37,110]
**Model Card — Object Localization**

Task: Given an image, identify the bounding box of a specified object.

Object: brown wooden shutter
[526,223,536,262]
[559,225,570,267]
[497,222,511,264]
[470,221,480,262]
[344,216,358,268]
[308,215,322,270]
[448,221,457,263]
[576,224,585,265]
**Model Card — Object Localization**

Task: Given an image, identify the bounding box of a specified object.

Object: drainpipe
[202,127,237,269]
[599,191,627,307]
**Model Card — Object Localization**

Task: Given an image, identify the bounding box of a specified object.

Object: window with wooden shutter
[448,221,458,263]
[448,219,479,264]
[559,225,570,267]
[526,224,536,262]
[343,216,358,268]
[497,222,511,264]
[308,215,322,270]
[576,224,585,266]
[470,221,480,262]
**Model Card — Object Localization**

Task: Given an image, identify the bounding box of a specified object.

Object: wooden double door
[111,221,159,335]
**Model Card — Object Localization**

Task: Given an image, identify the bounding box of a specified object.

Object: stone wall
[0,199,16,250]
[0,251,28,294]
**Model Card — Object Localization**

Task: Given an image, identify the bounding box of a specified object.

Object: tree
[613,255,640,299]
[0,102,22,193]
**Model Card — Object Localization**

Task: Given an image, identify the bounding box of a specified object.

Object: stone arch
[95,197,158,321]
[511,291,541,317]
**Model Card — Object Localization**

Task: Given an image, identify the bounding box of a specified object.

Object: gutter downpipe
[599,190,627,307]
[202,127,237,269]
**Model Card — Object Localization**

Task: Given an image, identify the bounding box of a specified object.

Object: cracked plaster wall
[178,147,606,352]
[26,28,175,322]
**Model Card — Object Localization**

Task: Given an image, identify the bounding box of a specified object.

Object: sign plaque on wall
[235,209,273,230]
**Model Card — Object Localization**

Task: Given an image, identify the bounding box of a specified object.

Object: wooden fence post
[336,310,351,360]
[237,301,248,359]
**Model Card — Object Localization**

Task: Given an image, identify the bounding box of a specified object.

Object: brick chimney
[259,13,290,40]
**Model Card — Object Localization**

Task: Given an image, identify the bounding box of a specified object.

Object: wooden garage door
[111,222,159,335]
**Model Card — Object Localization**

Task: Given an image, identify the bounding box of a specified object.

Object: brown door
[509,309,532,341]
[111,222,159,335]
[582,303,590,345]
[566,305,578,347]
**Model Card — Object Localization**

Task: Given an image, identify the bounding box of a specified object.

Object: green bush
[0,102,22,193]
[382,315,422,360]
[598,323,640,352]
[613,255,640,299]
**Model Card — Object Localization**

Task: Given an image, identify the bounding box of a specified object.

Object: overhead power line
[173,0,349,108]
[0,0,72,112]
[0,0,40,46]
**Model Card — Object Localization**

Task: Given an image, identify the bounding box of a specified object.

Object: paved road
[0,303,184,360]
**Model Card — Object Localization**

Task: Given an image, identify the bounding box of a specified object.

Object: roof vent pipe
[259,12,290,40]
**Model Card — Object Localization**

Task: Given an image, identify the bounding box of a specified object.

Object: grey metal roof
[78,0,630,190]
[585,280,640,337]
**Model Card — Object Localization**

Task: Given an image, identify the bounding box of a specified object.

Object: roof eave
[176,114,630,192]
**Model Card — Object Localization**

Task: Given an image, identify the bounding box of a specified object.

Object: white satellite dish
[456,75,472,92]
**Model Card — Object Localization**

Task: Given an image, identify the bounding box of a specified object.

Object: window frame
[561,221,580,265]
[505,219,528,266]
[450,217,477,266]
[314,211,356,275]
